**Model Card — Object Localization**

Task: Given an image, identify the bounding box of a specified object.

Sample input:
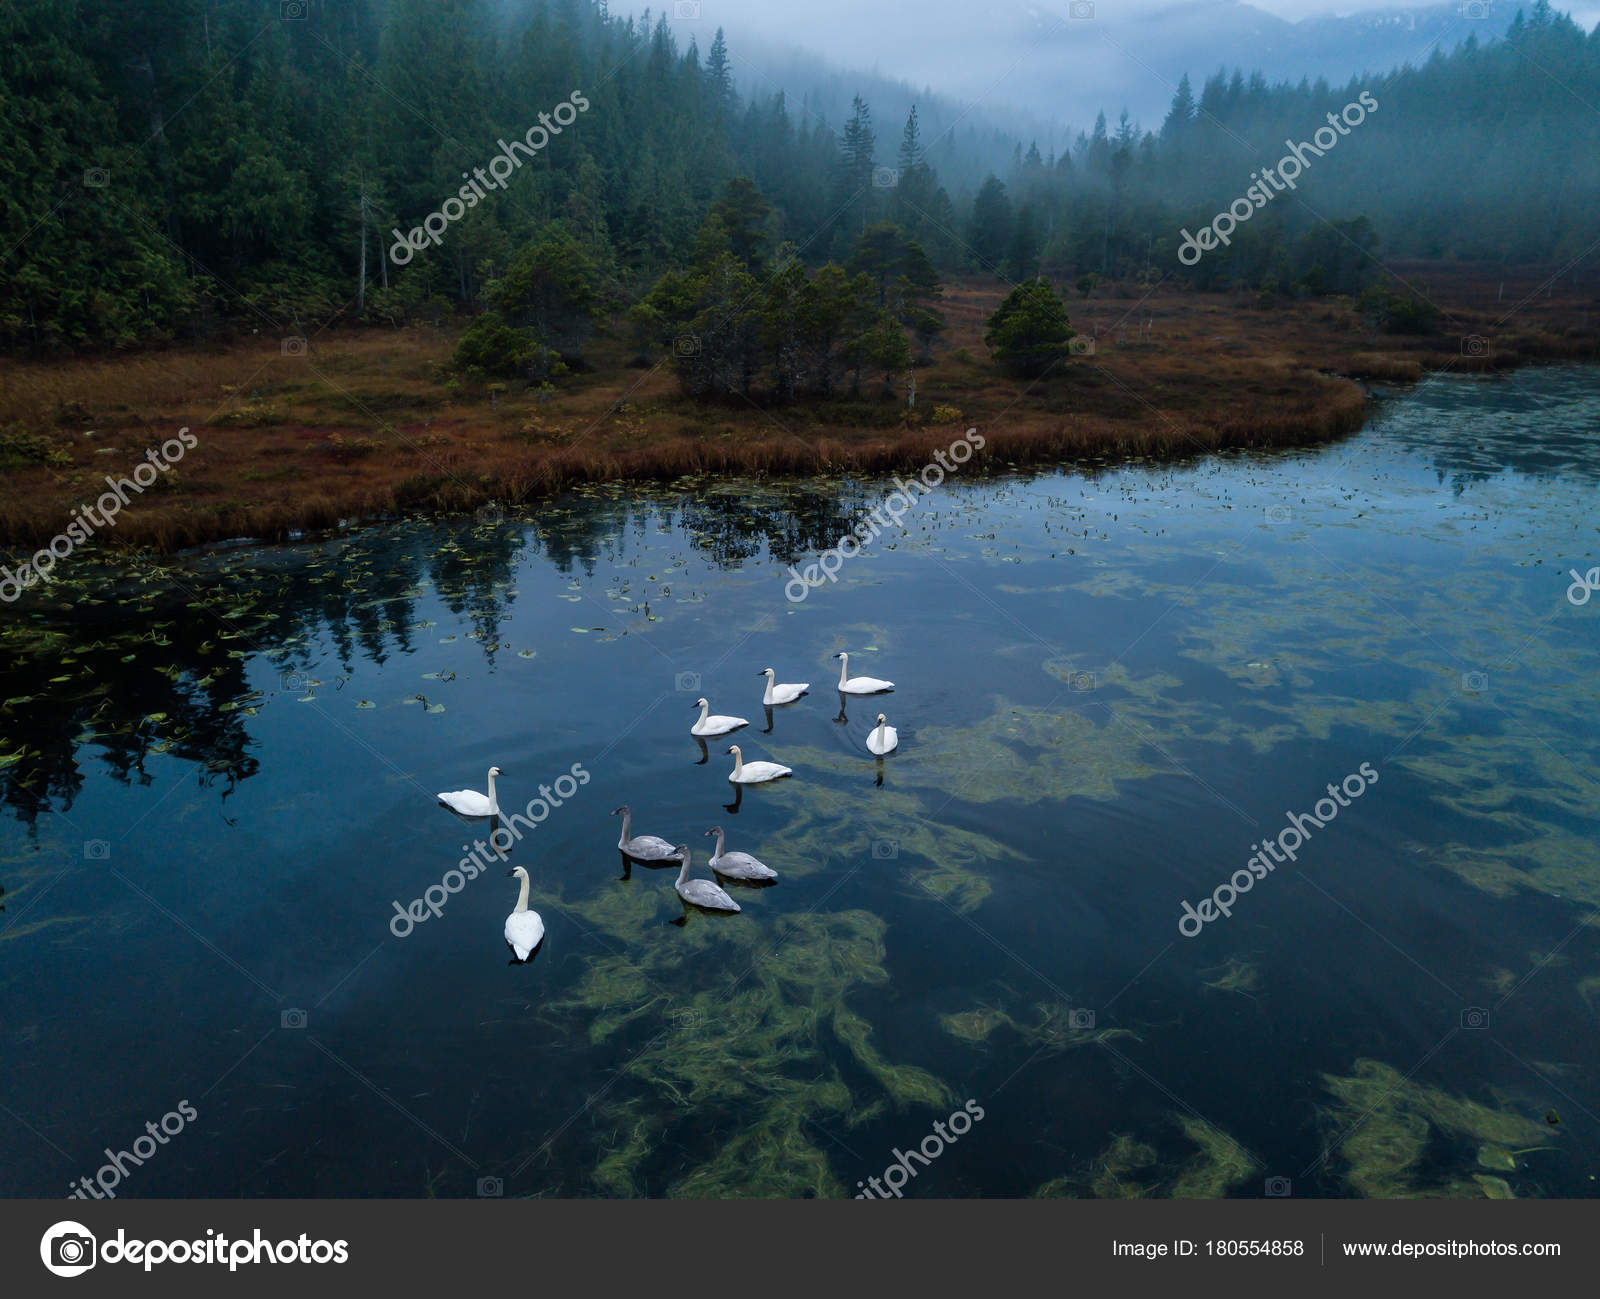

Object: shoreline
[2,272,1594,560]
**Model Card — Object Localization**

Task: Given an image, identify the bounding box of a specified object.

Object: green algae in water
[539,895,952,1196]
[1476,1145,1517,1171]
[1033,1115,1255,1199]
[1033,1132,1159,1199]
[1474,1174,1516,1198]
[1090,1134,1160,1199]
[941,999,1138,1053]
[911,696,1166,806]
[1202,957,1263,998]
[941,1006,1010,1043]
[667,1103,844,1199]
[1429,832,1600,913]
[593,1122,660,1198]
[1317,1059,1557,1197]
[747,779,1021,912]
[1169,1116,1257,1198]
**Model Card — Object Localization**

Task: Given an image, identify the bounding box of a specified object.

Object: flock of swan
[435,651,900,961]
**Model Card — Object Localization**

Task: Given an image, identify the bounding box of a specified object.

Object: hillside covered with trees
[2,0,1597,357]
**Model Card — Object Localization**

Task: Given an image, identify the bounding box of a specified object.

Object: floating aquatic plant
[1316,1058,1557,1197]
[1033,1115,1255,1198]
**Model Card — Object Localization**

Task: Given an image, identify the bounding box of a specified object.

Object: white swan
[691,697,748,737]
[612,805,678,862]
[705,826,778,881]
[835,652,894,694]
[727,744,792,785]
[673,846,740,912]
[759,667,809,706]
[867,712,899,755]
[504,866,545,960]
[438,765,501,817]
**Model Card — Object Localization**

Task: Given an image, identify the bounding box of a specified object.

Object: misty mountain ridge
[711,0,1524,142]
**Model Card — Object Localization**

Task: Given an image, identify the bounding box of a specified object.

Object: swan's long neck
[762,675,774,705]
[874,718,886,743]
[486,769,499,810]
[514,873,530,914]
[676,851,690,887]
[837,655,850,687]
[712,828,725,856]
[729,748,743,777]
[696,700,709,724]
[616,808,630,848]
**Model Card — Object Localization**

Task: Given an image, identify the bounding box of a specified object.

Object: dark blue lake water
[3,364,1598,1198]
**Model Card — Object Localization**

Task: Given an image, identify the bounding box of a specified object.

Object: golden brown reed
[0,269,1591,553]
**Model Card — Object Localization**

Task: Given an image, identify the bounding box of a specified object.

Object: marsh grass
[6,267,1587,552]
[0,271,1555,556]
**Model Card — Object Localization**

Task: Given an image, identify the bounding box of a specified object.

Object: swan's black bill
[505,868,517,877]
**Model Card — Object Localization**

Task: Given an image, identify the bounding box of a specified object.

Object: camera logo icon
[475,503,505,524]
[1460,0,1491,18]
[41,1222,97,1277]
[1264,1176,1292,1197]
[1067,1008,1096,1030]
[1461,671,1488,694]
[674,671,702,692]
[674,332,701,358]
[281,336,307,358]
[669,1006,703,1031]
[281,0,308,19]
[873,166,900,189]
[82,168,109,189]
[1069,0,1095,17]
[674,1,701,20]
[1461,1006,1490,1030]
[871,839,899,860]
[1265,504,1293,525]
[477,1176,504,1197]
[1461,334,1489,356]
[1068,671,1097,692]
[1068,336,1096,355]
[281,1008,308,1029]
[83,840,111,861]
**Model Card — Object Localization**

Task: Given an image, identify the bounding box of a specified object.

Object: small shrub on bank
[0,427,73,468]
